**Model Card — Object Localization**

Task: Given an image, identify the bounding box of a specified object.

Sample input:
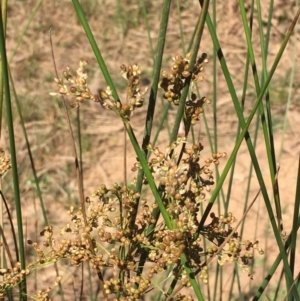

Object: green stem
[0,8,27,301]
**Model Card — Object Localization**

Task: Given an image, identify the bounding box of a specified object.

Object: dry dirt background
[2,0,300,300]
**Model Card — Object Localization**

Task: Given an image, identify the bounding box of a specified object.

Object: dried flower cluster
[51,61,147,120]
[0,138,263,300]
[159,52,210,124]
[99,64,147,119]
[147,137,226,205]
[50,60,98,108]
[10,55,265,301]
[32,276,62,301]
[0,240,62,297]
[0,262,30,292]
[120,64,148,110]
[201,212,264,280]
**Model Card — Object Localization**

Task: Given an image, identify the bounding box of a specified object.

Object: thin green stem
[197,6,300,299]
[72,0,120,103]
[170,0,209,144]
[0,8,27,301]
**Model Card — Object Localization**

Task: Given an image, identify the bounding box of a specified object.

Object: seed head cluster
[147,137,226,210]
[201,212,264,280]
[51,61,147,121]
[0,138,263,300]
[13,56,266,300]
[51,60,98,108]
[99,63,147,119]
[159,52,210,124]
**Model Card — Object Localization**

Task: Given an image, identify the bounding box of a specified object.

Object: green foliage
[0,0,299,301]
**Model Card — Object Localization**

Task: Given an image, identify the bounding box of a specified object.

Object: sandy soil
[2,0,300,300]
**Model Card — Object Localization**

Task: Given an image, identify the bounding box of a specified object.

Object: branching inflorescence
[0,54,263,301]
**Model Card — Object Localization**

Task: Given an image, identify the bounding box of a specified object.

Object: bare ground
[3,0,300,300]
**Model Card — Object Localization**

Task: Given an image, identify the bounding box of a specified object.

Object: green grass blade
[141,0,155,59]
[136,0,171,184]
[241,0,283,231]
[123,120,172,228]
[176,0,187,55]
[165,1,210,299]
[239,8,300,296]
[0,191,19,268]
[73,2,207,298]
[278,6,298,162]
[0,0,8,132]
[9,74,48,226]
[196,5,300,298]
[8,0,43,64]
[252,214,300,300]
[0,11,27,301]
[151,102,171,149]
[239,0,281,219]
[125,117,206,300]
[196,3,263,225]
[134,2,173,286]
[196,3,265,231]
[211,0,217,155]
[170,0,209,144]
[71,0,171,221]
[72,0,120,104]
[289,156,300,279]
[229,2,256,296]
[264,0,274,52]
